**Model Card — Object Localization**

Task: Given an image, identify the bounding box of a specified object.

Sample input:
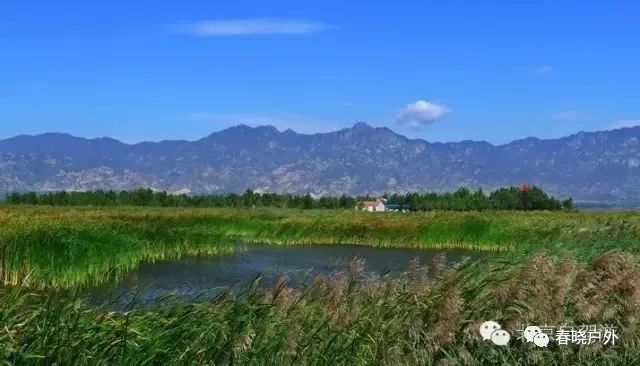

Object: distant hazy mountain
[1,122,639,206]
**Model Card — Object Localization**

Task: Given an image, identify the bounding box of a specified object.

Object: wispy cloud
[552,110,589,121]
[395,100,451,128]
[186,113,343,134]
[608,119,640,130]
[172,18,332,37]
[534,64,553,74]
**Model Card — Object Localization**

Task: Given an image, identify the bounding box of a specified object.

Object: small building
[386,204,411,212]
[357,198,387,212]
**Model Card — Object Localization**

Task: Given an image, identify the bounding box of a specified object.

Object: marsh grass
[1,252,640,365]
[1,206,639,288]
[1,206,640,364]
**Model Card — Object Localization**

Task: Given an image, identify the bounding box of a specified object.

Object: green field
[1,206,640,364]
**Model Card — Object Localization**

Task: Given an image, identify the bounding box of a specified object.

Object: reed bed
[1,206,639,288]
[1,252,639,365]
[1,206,640,364]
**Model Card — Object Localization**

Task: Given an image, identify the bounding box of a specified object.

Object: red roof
[362,201,382,207]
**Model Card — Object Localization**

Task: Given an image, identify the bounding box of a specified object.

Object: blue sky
[1,0,639,144]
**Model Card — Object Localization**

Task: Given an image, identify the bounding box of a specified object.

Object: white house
[358,198,387,212]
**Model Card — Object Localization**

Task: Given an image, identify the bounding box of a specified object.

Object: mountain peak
[206,124,279,139]
[220,124,252,133]
[352,122,373,130]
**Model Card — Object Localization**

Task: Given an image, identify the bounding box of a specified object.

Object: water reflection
[89,243,480,307]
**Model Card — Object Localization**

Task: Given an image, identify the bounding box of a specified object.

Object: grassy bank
[1,206,639,287]
[1,206,640,364]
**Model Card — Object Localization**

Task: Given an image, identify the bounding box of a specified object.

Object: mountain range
[1,122,639,206]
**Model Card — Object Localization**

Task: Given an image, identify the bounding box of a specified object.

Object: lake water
[89,243,480,307]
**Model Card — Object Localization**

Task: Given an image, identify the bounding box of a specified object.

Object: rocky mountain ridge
[1,123,639,206]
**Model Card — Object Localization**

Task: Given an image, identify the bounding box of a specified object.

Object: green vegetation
[390,185,573,211]
[0,206,639,364]
[5,185,573,211]
[1,206,636,288]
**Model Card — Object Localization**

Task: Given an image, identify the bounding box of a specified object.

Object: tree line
[386,186,573,211]
[4,186,573,211]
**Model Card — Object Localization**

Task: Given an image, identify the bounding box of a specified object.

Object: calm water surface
[90,243,480,306]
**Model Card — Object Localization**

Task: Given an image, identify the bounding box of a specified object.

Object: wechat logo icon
[480,320,511,346]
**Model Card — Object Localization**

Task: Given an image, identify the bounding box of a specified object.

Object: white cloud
[535,64,553,74]
[395,100,451,128]
[608,120,640,130]
[172,18,331,36]
[552,110,589,121]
